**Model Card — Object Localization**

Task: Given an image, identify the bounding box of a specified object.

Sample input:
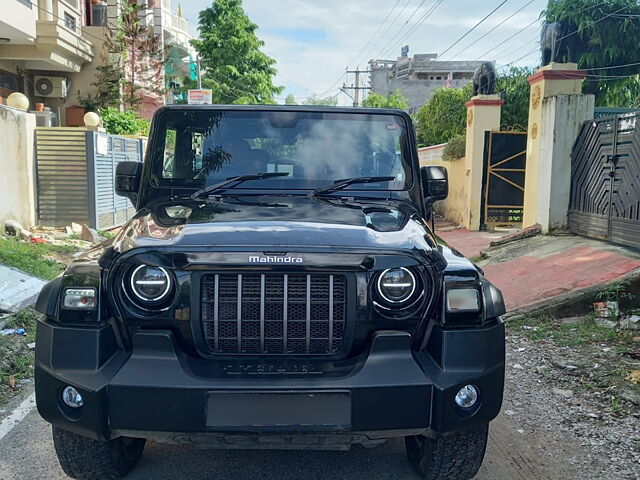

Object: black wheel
[52,426,146,479]
[405,423,489,480]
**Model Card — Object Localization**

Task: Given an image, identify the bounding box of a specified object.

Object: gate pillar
[522,63,594,232]
[464,95,503,230]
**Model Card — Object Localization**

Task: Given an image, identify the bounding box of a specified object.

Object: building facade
[0,0,193,125]
[369,51,488,111]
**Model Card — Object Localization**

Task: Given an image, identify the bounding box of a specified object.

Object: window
[151,110,413,193]
[64,12,77,31]
[162,129,177,178]
[16,0,31,8]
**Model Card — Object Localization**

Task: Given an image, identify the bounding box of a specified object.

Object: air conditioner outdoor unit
[34,76,68,98]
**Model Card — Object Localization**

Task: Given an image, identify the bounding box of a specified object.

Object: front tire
[52,426,146,479]
[405,423,489,480]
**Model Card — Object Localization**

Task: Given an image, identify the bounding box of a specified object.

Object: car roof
[155,104,410,118]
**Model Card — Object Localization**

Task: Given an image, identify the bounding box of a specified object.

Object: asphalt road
[0,389,576,480]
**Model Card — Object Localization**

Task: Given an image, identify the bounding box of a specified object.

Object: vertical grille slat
[329,275,334,352]
[237,275,242,352]
[201,273,347,356]
[214,274,219,352]
[305,275,311,354]
[283,274,288,353]
[260,274,265,353]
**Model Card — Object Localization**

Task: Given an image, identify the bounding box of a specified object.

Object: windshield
[150,110,413,192]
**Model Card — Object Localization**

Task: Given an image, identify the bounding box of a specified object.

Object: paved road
[0,390,576,480]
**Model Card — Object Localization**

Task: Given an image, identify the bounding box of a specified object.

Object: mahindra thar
[35,105,505,480]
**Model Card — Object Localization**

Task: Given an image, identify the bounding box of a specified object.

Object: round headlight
[130,265,172,303]
[377,267,416,304]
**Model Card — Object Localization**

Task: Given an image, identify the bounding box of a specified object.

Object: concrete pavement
[437,227,640,312]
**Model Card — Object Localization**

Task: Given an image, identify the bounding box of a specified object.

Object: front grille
[201,273,347,355]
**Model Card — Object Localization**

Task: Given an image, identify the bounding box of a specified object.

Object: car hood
[110,196,436,254]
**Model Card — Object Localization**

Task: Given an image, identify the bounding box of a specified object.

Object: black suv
[35,106,505,480]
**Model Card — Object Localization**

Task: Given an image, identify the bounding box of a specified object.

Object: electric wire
[376,0,445,61]
[440,0,537,62]
[436,0,512,60]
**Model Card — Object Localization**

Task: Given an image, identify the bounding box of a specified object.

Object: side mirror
[421,165,448,203]
[115,161,142,206]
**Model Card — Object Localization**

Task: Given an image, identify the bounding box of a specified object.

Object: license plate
[206,391,351,430]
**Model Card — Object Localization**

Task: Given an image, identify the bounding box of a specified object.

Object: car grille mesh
[201,273,347,355]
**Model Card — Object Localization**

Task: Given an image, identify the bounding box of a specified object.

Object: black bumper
[35,319,505,442]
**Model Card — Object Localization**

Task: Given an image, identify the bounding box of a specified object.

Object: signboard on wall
[188,89,213,105]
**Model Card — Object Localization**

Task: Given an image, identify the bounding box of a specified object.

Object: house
[0,0,193,125]
[0,0,94,124]
[369,49,488,111]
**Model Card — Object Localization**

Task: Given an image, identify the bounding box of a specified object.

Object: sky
[180,0,547,105]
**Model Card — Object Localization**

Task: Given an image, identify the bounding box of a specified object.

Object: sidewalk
[437,226,640,312]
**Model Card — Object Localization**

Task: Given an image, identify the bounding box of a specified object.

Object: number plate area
[206,391,351,430]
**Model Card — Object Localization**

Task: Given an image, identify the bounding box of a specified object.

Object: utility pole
[343,67,371,107]
[197,55,202,89]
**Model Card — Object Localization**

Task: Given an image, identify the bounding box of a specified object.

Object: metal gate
[480,131,527,227]
[35,129,144,229]
[568,114,640,249]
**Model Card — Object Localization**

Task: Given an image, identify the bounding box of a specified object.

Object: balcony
[0,0,94,72]
[0,0,38,42]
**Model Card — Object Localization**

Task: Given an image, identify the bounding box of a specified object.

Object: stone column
[464,95,503,230]
[40,0,54,21]
[522,63,593,231]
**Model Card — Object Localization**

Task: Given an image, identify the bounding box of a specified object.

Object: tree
[361,90,409,110]
[415,85,472,147]
[496,67,531,131]
[78,3,164,112]
[192,0,283,104]
[284,94,297,105]
[544,0,640,106]
[303,95,338,106]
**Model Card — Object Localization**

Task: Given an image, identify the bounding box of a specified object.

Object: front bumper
[35,319,505,444]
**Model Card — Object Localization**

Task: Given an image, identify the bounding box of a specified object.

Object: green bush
[362,90,409,110]
[442,134,466,161]
[415,84,472,147]
[99,107,149,136]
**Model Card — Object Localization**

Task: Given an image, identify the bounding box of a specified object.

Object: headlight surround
[130,265,172,303]
[377,267,417,304]
[122,264,175,312]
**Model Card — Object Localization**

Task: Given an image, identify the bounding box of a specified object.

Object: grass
[507,313,635,348]
[97,230,116,239]
[508,313,640,416]
[0,309,38,404]
[4,309,38,344]
[0,236,78,280]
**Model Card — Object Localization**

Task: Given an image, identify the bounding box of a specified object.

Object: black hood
[110,196,436,255]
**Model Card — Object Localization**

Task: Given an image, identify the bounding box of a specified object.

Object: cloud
[181,0,546,104]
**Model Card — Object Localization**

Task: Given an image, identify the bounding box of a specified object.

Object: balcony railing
[171,14,187,33]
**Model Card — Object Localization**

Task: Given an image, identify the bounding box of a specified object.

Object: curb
[504,267,640,320]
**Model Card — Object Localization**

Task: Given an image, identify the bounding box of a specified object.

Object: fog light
[454,385,478,409]
[61,386,84,408]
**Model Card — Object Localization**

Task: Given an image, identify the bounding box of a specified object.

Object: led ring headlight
[129,265,172,303]
[377,267,417,304]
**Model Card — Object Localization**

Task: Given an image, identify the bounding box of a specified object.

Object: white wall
[536,94,595,233]
[0,105,37,229]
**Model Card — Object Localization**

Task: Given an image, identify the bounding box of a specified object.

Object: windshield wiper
[190,172,290,200]
[309,176,396,197]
